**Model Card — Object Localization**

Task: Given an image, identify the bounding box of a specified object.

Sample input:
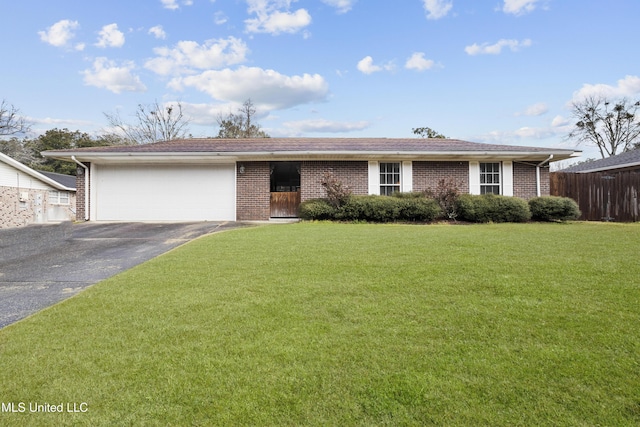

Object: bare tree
[568,96,640,158]
[0,99,31,136]
[104,100,191,144]
[216,99,270,138]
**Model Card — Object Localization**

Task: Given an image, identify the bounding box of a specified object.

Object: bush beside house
[528,196,581,222]
[301,192,582,224]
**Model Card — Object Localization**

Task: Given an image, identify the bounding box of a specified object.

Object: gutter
[71,156,89,221]
[536,155,553,197]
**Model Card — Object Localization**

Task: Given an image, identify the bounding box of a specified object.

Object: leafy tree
[0,137,34,164]
[104,100,191,144]
[412,127,447,138]
[28,128,114,174]
[568,96,640,158]
[216,99,270,138]
[0,99,30,136]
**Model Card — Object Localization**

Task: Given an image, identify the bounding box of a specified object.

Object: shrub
[529,196,581,222]
[456,194,531,223]
[337,195,397,222]
[336,194,442,223]
[320,172,352,208]
[424,178,461,220]
[298,199,336,220]
[394,197,442,222]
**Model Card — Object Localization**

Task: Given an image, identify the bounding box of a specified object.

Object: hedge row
[299,195,442,222]
[299,194,580,223]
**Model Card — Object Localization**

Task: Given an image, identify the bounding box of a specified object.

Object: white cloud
[95,24,125,48]
[161,0,193,10]
[321,0,357,14]
[214,11,228,25]
[422,0,453,20]
[405,52,436,71]
[357,56,394,74]
[145,37,249,76]
[502,0,539,16]
[82,57,147,94]
[465,38,532,55]
[551,115,570,127]
[170,66,329,110]
[357,56,380,74]
[516,102,548,117]
[571,75,640,102]
[148,25,167,39]
[245,0,312,35]
[38,19,80,48]
[283,118,370,133]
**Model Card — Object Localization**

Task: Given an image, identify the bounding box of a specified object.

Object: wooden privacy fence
[550,171,640,222]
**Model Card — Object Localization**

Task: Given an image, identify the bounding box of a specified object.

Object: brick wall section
[236,162,271,220]
[300,161,368,201]
[412,161,470,194]
[513,162,549,199]
[0,186,76,228]
[0,186,37,227]
[75,162,89,221]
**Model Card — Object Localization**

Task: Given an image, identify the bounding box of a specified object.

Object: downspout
[71,156,89,221]
[536,155,553,197]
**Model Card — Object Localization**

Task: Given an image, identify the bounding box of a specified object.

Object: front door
[270,162,301,218]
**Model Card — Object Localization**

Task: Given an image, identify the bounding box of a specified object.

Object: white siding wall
[0,162,52,190]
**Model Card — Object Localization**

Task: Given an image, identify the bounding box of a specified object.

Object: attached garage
[92,163,236,221]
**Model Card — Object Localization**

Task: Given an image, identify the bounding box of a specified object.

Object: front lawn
[1,222,639,426]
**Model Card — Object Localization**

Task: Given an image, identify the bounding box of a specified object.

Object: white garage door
[94,164,236,221]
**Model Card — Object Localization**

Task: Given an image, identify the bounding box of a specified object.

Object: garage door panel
[95,164,235,221]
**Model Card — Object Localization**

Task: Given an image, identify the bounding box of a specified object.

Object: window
[480,162,501,195]
[379,162,401,195]
[49,190,70,205]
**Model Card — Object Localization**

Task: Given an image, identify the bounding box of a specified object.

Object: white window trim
[470,161,513,196]
[369,161,412,195]
[502,161,513,196]
[368,161,379,195]
[402,161,413,193]
[469,161,480,195]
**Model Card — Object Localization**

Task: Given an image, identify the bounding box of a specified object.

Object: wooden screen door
[270,162,301,218]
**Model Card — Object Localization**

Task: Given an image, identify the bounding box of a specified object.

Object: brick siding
[218,160,548,221]
[75,162,89,221]
[514,162,549,199]
[236,162,271,220]
[412,161,470,194]
[0,186,76,228]
[300,161,368,201]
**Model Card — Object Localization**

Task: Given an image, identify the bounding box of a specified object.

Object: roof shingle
[45,137,572,154]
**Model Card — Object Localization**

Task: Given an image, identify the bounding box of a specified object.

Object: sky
[2,0,640,164]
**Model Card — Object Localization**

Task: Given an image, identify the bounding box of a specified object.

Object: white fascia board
[42,149,582,163]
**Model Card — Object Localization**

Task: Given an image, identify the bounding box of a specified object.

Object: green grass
[1,222,639,426]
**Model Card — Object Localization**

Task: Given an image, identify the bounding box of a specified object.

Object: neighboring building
[42,138,579,222]
[0,152,76,228]
[552,149,640,221]
[559,149,640,174]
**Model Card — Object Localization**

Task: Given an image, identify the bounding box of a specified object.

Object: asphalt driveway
[0,221,249,329]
